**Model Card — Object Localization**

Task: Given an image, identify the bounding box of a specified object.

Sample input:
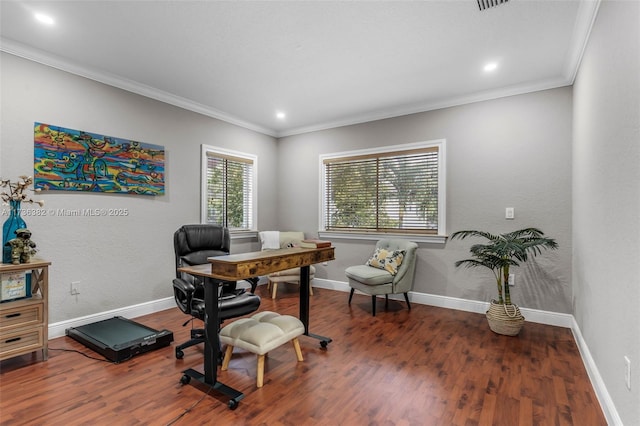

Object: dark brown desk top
[178,246,335,281]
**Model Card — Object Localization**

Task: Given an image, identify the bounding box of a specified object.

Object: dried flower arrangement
[0,176,45,206]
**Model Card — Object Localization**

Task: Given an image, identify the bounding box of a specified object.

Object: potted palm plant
[451,228,558,336]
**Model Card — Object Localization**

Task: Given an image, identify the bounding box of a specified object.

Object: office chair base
[175,338,205,359]
[175,325,227,365]
[174,327,207,359]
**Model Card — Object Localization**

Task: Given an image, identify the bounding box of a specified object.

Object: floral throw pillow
[366,248,406,275]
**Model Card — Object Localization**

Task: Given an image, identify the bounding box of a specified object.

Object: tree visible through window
[201,145,255,231]
[322,141,445,235]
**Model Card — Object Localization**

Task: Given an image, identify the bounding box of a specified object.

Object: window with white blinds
[201,145,256,231]
[321,140,446,235]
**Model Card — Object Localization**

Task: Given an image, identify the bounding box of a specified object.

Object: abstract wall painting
[34,122,165,196]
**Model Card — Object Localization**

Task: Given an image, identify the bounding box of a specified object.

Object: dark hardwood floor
[0,285,606,425]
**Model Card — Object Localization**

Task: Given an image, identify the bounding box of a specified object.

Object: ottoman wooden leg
[257,354,266,388]
[292,337,303,362]
[221,345,234,371]
[271,283,278,299]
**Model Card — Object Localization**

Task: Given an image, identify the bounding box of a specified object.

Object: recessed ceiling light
[484,62,498,72]
[276,112,286,120]
[34,12,55,25]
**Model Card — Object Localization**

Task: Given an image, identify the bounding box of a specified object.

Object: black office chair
[173,224,260,359]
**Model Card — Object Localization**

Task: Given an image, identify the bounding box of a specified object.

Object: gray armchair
[345,239,418,316]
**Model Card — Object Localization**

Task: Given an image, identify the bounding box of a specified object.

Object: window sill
[230,230,258,241]
[318,231,448,244]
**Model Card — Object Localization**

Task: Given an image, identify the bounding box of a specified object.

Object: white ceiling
[0,1,599,137]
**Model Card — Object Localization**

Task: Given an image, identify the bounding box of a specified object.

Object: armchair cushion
[366,248,406,275]
[345,264,394,286]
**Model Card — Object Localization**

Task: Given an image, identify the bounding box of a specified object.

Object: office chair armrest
[173,277,196,294]
[173,277,197,315]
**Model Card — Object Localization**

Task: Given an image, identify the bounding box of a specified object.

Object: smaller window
[321,140,446,237]
[201,145,257,231]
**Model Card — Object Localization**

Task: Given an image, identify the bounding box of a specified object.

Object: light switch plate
[505,207,514,219]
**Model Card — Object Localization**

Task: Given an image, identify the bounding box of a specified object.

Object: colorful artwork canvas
[34,122,165,195]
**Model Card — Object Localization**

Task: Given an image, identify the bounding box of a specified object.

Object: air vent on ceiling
[477,0,509,11]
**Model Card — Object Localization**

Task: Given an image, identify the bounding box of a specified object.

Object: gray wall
[1,52,575,319]
[573,1,640,424]
[278,87,574,313]
[0,53,279,323]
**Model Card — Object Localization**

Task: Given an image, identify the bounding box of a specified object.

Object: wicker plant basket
[485,300,525,336]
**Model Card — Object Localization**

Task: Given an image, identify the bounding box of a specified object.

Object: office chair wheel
[175,348,184,359]
[179,374,191,385]
[228,399,239,410]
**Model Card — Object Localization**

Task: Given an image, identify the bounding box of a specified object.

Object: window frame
[200,144,258,234]
[318,139,447,244]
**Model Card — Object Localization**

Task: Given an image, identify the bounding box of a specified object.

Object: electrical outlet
[70,281,80,296]
[508,273,515,286]
[505,207,515,219]
[625,356,631,390]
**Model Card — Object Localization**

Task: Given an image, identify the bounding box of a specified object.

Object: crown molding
[277,76,572,138]
[563,0,602,84]
[0,38,278,138]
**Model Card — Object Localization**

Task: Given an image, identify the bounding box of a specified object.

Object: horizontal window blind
[324,146,439,234]
[205,152,253,230]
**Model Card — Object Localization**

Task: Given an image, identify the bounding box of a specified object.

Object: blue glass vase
[2,200,27,264]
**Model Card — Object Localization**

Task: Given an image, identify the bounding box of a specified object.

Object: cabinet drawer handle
[5,313,21,319]
[5,337,21,343]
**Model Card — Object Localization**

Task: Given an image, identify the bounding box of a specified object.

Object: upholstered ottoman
[219,311,305,388]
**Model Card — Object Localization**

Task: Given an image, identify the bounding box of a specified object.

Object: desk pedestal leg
[180,277,244,410]
[299,265,332,348]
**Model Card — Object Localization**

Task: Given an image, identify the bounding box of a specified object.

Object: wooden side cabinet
[0,259,50,362]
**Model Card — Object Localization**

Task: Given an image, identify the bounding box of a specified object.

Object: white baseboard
[313,278,575,328]
[48,280,619,425]
[48,297,175,339]
[571,317,623,426]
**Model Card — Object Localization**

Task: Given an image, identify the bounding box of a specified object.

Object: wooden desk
[177,246,335,409]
